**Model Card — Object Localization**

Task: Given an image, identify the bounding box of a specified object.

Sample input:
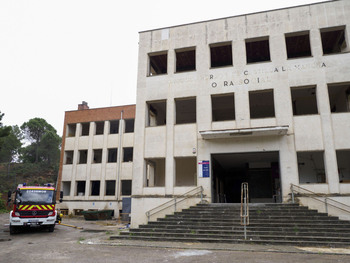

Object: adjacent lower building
[57,102,135,217]
[131,0,350,227]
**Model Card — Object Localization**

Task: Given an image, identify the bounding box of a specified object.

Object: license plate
[28,219,39,223]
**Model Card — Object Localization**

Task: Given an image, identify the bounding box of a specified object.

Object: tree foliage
[20,118,61,165]
[0,111,11,147]
[0,125,22,163]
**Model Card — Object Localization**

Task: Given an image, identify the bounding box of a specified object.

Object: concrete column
[165,99,174,195]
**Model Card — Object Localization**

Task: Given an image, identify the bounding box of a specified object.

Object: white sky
[0,0,327,136]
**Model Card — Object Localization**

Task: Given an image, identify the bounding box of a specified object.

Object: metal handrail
[240,182,249,240]
[290,184,350,215]
[145,186,203,222]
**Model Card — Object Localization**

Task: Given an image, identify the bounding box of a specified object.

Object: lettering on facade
[210,62,326,88]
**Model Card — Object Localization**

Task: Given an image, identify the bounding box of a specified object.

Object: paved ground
[1,213,350,262]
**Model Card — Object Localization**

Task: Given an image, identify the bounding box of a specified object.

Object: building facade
[131,0,350,227]
[57,102,135,217]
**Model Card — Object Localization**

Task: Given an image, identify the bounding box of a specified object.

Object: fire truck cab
[8,184,63,234]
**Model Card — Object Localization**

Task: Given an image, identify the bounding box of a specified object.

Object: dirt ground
[1,212,350,263]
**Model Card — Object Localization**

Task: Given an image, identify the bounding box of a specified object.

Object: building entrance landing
[211,152,281,203]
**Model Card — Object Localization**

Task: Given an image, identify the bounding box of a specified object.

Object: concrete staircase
[111,203,350,247]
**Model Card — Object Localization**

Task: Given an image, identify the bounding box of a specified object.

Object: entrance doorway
[212,152,281,203]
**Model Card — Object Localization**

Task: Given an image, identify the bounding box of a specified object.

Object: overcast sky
[0,0,327,136]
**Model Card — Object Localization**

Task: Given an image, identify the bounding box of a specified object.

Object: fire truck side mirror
[59,191,63,203]
[7,190,12,202]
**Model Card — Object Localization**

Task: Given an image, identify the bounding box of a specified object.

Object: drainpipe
[116,110,124,202]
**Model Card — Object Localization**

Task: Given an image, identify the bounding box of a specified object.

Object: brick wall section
[56,104,136,200]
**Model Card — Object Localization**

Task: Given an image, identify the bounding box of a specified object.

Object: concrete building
[131,0,350,227]
[57,102,135,217]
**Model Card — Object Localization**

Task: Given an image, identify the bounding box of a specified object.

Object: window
[321,26,347,55]
[64,151,74,165]
[123,147,133,162]
[105,180,116,195]
[291,86,318,115]
[110,120,119,134]
[175,47,196,72]
[149,52,167,76]
[285,31,312,59]
[81,122,90,136]
[62,181,71,196]
[175,97,196,124]
[297,151,326,184]
[78,150,88,164]
[108,148,118,163]
[211,94,235,121]
[125,119,135,133]
[175,157,197,186]
[145,158,165,187]
[246,37,270,64]
[76,181,86,196]
[90,181,100,196]
[328,83,350,113]
[121,180,132,196]
[67,124,76,137]
[93,149,102,163]
[336,150,350,183]
[95,121,104,135]
[210,42,233,68]
[147,101,166,127]
[249,90,275,119]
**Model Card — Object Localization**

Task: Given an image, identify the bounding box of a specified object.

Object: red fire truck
[8,184,63,234]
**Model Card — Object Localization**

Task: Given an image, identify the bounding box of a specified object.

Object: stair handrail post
[200,186,203,203]
[291,184,295,204]
[325,197,328,214]
[240,182,249,240]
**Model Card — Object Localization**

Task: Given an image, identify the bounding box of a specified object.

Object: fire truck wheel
[9,225,17,235]
[48,224,55,232]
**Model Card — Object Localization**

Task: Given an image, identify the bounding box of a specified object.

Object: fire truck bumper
[10,212,57,227]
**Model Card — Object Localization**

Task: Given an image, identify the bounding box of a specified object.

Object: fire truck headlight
[12,211,20,217]
[48,211,54,216]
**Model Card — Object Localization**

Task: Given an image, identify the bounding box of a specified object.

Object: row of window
[149,26,347,75]
[61,180,132,196]
[64,147,133,164]
[146,83,350,126]
[67,119,135,137]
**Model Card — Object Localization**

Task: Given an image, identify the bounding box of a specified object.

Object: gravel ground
[1,212,350,263]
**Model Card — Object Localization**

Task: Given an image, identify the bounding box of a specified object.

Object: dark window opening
[249,90,275,119]
[81,122,90,136]
[149,52,167,75]
[285,32,312,59]
[321,26,347,54]
[76,181,86,196]
[67,124,76,137]
[210,43,233,68]
[121,180,132,196]
[212,94,235,121]
[95,121,104,135]
[246,38,270,64]
[145,158,165,187]
[123,147,133,162]
[110,120,119,134]
[105,180,116,195]
[175,97,196,124]
[91,181,100,196]
[62,181,71,196]
[291,86,318,115]
[298,151,326,184]
[328,83,350,113]
[147,101,166,127]
[93,149,102,163]
[64,151,74,165]
[125,119,135,133]
[108,148,118,163]
[337,150,350,183]
[79,150,88,164]
[175,157,197,186]
[176,48,196,72]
